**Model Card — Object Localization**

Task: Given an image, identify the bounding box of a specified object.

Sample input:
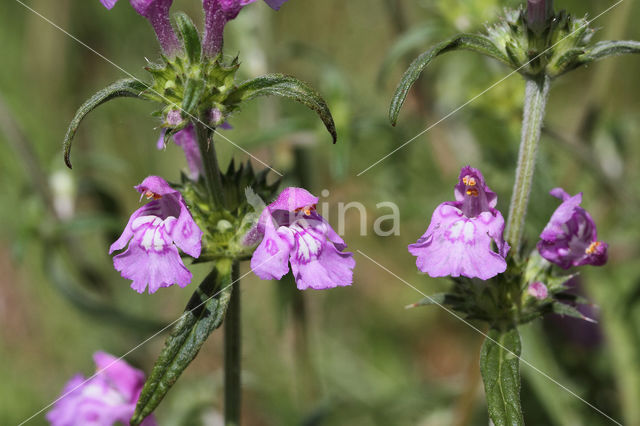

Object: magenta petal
[537,188,607,269]
[319,214,347,251]
[170,204,203,258]
[93,352,145,402]
[454,165,497,208]
[408,204,507,280]
[540,192,583,241]
[135,175,177,197]
[250,219,292,280]
[47,352,155,426]
[113,244,192,294]
[291,244,355,290]
[268,187,318,212]
[100,0,119,9]
[130,0,162,16]
[157,130,167,150]
[110,209,141,254]
[263,0,288,10]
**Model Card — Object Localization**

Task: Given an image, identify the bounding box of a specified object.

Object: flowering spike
[537,188,608,269]
[408,166,509,280]
[110,176,203,293]
[250,187,355,290]
[47,352,157,426]
[100,0,181,56]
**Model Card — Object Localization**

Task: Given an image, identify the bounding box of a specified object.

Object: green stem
[224,261,241,426]
[505,75,551,255]
[194,119,226,208]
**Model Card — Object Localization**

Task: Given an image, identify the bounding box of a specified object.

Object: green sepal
[227,74,337,143]
[175,12,201,65]
[182,77,206,116]
[552,302,596,323]
[480,327,525,426]
[131,261,234,425]
[63,78,148,168]
[389,34,509,126]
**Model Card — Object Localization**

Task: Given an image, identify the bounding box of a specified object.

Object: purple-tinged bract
[202,0,289,57]
[99,0,181,56]
[110,176,203,294]
[537,188,608,269]
[46,352,156,426]
[408,166,509,280]
[250,187,355,290]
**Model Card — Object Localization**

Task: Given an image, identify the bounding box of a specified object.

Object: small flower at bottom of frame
[528,281,548,300]
[250,187,355,290]
[46,352,156,426]
[110,176,203,294]
[537,188,608,269]
[408,166,510,280]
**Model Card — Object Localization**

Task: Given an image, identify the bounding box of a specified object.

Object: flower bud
[527,0,553,34]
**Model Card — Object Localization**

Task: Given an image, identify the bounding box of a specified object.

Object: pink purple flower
[100,0,181,56]
[250,187,355,290]
[408,166,509,280]
[46,352,156,426]
[202,0,290,57]
[110,176,203,294]
[537,188,608,269]
[528,281,548,300]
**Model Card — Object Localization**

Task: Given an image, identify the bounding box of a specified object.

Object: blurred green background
[2,0,640,424]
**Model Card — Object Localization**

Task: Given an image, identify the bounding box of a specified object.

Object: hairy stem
[224,262,241,426]
[194,119,227,208]
[505,76,551,254]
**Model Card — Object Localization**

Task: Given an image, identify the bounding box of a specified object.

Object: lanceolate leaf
[389,34,509,126]
[480,328,524,426]
[578,40,640,66]
[131,262,234,425]
[552,302,597,323]
[228,74,337,143]
[175,12,201,65]
[63,79,148,168]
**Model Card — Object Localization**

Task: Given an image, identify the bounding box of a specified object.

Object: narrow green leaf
[63,79,148,168]
[131,263,234,425]
[182,77,206,116]
[480,328,524,426]
[228,74,337,143]
[377,25,441,86]
[175,12,201,64]
[389,34,509,126]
